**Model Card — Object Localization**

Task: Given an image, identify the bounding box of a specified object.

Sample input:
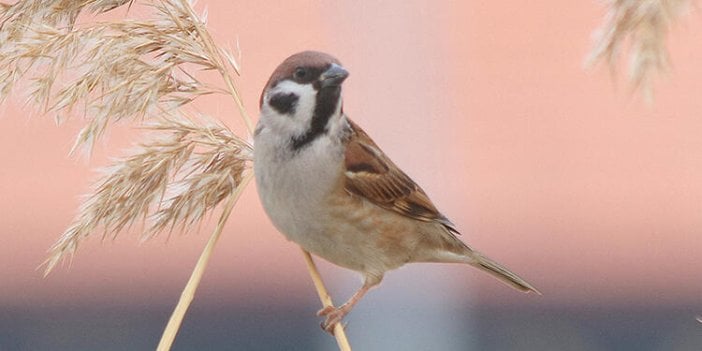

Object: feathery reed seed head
[43,115,252,274]
[1,0,252,274]
[1,0,241,153]
[587,0,692,100]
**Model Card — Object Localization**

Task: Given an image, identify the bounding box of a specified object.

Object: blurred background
[1,1,702,350]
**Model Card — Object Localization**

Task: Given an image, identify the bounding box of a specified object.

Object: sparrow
[253,51,539,333]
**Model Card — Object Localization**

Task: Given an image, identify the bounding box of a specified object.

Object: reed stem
[176,0,254,136]
[156,172,253,351]
[301,250,352,351]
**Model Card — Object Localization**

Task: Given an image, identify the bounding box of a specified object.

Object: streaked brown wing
[343,119,459,234]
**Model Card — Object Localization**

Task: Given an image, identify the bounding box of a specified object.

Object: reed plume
[0,0,240,153]
[1,0,249,265]
[587,0,694,100]
[43,115,252,272]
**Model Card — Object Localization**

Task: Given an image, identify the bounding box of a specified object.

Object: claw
[319,307,347,334]
[314,276,380,336]
[321,321,335,335]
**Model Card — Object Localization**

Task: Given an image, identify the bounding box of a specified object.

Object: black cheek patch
[269,92,299,115]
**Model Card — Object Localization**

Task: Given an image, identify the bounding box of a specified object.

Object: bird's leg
[318,275,382,334]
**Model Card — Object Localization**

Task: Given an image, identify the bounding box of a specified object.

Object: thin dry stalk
[586,0,693,100]
[172,0,253,134]
[302,250,352,351]
[157,171,253,351]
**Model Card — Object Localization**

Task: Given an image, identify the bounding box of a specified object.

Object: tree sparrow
[254,51,539,333]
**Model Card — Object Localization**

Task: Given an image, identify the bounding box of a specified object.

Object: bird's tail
[469,251,540,294]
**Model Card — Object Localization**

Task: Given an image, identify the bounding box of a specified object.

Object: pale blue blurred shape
[655,319,702,351]
[315,264,477,351]
[483,315,600,351]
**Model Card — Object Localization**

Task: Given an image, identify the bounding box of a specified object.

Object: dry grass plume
[1,0,252,268]
[0,0,246,153]
[43,115,252,273]
[587,0,694,100]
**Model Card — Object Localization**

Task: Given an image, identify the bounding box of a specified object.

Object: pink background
[1,2,701,348]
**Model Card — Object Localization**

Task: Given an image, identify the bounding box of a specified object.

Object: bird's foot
[317,305,348,335]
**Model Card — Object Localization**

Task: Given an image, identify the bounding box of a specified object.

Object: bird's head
[257,51,349,150]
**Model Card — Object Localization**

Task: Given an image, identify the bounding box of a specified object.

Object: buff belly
[256,161,425,277]
[254,124,460,278]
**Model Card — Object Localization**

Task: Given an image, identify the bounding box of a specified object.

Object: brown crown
[260,51,342,108]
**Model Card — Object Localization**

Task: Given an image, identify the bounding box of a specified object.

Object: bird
[253,50,539,333]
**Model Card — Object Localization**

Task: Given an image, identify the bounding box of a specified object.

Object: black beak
[320,63,349,88]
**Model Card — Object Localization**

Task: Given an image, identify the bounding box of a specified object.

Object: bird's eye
[294,67,307,80]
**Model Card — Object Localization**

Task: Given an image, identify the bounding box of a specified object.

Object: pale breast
[254,128,345,247]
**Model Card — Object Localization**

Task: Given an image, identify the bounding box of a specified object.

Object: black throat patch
[290,85,341,151]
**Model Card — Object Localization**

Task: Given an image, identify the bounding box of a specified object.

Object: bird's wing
[343,119,459,234]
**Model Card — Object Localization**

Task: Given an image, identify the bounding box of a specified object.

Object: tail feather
[471,252,541,294]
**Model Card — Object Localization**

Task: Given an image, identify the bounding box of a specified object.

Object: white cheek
[292,86,317,122]
[261,81,317,137]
